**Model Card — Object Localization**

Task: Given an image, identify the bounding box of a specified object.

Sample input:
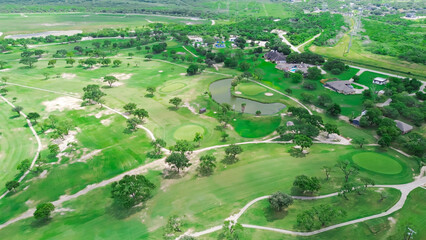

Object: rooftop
[394,120,413,133]
[324,80,355,94]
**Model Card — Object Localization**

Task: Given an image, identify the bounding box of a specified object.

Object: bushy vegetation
[362,15,426,64]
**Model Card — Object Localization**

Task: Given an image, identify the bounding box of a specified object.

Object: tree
[307,67,322,80]
[276,126,287,139]
[293,175,321,194]
[111,174,155,208]
[234,37,246,49]
[113,59,122,67]
[197,154,216,176]
[186,64,198,76]
[34,202,55,221]
[324,123,339,138]
[123,103,137,114]
[335,160,359,183]
[27,112,40,124]
[193,132,203,147]
[172,140,194,155]
[146,87,156,96]
[255,110,261,116]
[352,75,360,82]
[134,108,149,121]
[169,97,182,109]
[1,76,9,83]
[19,57,38,68]
[221,131,229,142]
[317,94,332,107]
[0,60,7,69]
[322,166,332,181]
[12,106,23,115]
[291,73,303,83]
[223,144,243,164]
[326,103,341,116]
[101,58,111,66]
[150,138,166,156]
[128,53,134,58]
[166,152,191,173]
[82,84,106,104]
[48,59,56,68]
[241,103,246,113]
[378,135,392,148]
[239,61,250,71]
[103,75,118,87]
[65,58,75,66]
[5,180,19,192]
[218,221,244,240]
[294,134,313,151]
[269,192,294,211]
[338,182,355,200]
[352,137,366,148]
[84,58,97,68]
[315,204,345,227]
[164,215,183,237]
[126,117,141,131]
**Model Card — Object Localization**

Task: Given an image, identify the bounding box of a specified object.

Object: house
[405,13,416,18]
[373,77,388,85]
[199,108,206,114]
[394,120,413,134]
[324,80,355,95]
[264,50,287,63]
[286,121,294,127]
[352,110,367,126]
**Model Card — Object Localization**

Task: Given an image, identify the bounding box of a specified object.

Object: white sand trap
[0,32,3,37]
[265,92,274,96]
[234,91,242,95]
[180,73,186,76]
[61,73,76,79]
[0,68,10,72]
[158,70,163,73]
[146,19,154,23]
[20,13,28,18]
[101,118,112,126]
[5,30,82,40]
[43,96,84,112]
[41,23,73,27]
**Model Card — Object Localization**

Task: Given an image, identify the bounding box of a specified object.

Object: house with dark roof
[264,50,287,63]
[324,80,355,95]
[394,120,413,134]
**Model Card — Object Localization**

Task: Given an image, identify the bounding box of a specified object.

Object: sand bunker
[179,73,186,76]
[43,96,83,112]
[265,93,274,96]
[88,109,114,119]
[0,68,10,72]
[111,73,133,80]
[234,91,242,95]
[158,70,163,73]
[101,118,112,126]
[41,23,73,27]
[61,73,76,79]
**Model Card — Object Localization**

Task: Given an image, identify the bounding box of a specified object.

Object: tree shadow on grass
[9,114,20,119]
[167,106,179,111]
[30,218,52,228]
[144,94,154,98]
[106,204,145,220]
[288,148,306,158]
[162,168,184,179]
[263,206,288,222]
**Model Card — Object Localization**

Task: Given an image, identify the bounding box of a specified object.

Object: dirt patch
[88,109,115,119]
[61,73,76,79]
[101,118,112,126]
[0,69,10,72]
[179,73,186,76]
[264,92,273,96]
[234,91,242,95]
[87,65,100,71]
[71,149,102,164]
[158,70,163,73]
[42,96,83,112]
[111,73,133,81]
[52,128,80,152]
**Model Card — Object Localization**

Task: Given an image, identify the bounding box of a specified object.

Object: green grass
[239,188,400,231]
[0,101,36,193]
[352,152,403,175]
[324,67,360,80]
[159,82,187,93]
[232,114,281,138]
[357,71,389,90]
[236,82,267,96]
[173,124,205,141]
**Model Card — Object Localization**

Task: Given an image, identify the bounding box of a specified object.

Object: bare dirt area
[61,73,77,80]
[42,97,84,112]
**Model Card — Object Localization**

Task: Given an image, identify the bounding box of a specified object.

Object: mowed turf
[173,124,205,141]
[0,101,36,193]
[236,82,267,96]
[352,152,402,174]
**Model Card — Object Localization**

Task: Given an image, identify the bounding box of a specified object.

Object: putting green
[160,82,186,93]
[173,124,205,141]
[352,152,403,174]
[237,83,266,96]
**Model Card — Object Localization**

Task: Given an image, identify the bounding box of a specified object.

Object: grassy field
[239,188,400,231]
[0,101,36,193]
[357,71,389,90]
[0,13,209,36]
[352,152,402,175]
[310,34,426,79]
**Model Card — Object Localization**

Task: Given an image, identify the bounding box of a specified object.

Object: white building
[373,77,388,85]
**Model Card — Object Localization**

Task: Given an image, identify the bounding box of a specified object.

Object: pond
[209,79,286,115]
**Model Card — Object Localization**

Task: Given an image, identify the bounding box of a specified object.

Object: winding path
[0,95,43,200]
[182,46,198,58]
[179,167,426,238]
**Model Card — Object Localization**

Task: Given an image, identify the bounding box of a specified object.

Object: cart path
[182,46,198,57]
[180,166,426,238]
[0,95,43,200]
[296,32,322,50]
[0,82,417,231]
